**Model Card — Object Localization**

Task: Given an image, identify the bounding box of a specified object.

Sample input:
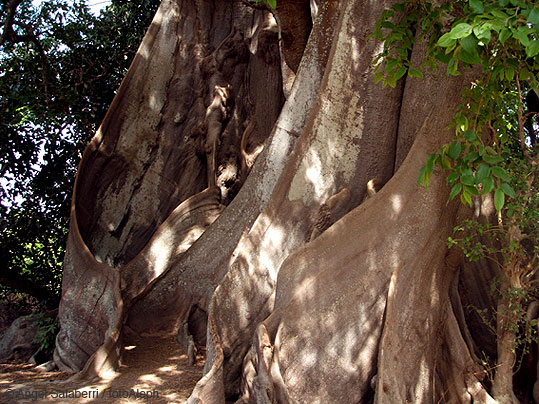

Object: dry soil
[0,335,203,404]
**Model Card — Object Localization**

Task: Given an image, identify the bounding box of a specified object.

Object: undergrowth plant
[31,311,59,357]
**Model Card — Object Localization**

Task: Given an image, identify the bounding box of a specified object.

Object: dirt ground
[0,335,204,403]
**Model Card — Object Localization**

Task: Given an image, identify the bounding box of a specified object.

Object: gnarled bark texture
[55,0,533,402]
[55,0,285,376]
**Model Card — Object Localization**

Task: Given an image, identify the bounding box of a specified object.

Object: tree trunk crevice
[54,0,518,402]
[55,0,284,374]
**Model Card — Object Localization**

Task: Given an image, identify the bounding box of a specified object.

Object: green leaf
[466,185,480,196]
[386,59,399,71]
[483,155,504,164]
[266,0,276,8]
[381,21,396,29]
[441,156,452,170]
[375,71,385,84]
[418,166,425,185]
[476,163,491,182]
[473,23,492,42]
[488,19,505,33]
[395,66,407,80]
[526,40,539,58]
[492,166,510,182]
[498,0,509,5]
[513,26,530,47]
[445,40,458,54]
[417,165,431,187]
[448,141,462,160]
[447,171,460,184]
[461,168,473,177]
[469,0,484,13]
[500,182,516,198]
[460,35,478,54]
[464,129,477,142]
[494,188,505,211]
[409,68,423,78]
[435,52,452,64]
[464,151,480,163]
[426,153,437,173]
[438,33,456,48]
[449,23,474,39]
[459,49,481,64]
[491,10,508,19]
[461,174,476,186]
[449,183,462,200]
[461,190,473,207]
[505,65,515,82]
[529,7,539,25]
[383,75,397,88]
[392,2,405,12]
[481,177,495,194]
[457,115,469,132]
[447,57,460,76]
[493,64,504,80]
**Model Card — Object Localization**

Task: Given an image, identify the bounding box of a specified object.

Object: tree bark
[188,0,405,399]
[55,0,285,373]
[55,0,517,402]
[492,269,520,404]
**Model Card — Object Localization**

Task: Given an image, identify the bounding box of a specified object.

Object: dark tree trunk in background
[55,0,531,402]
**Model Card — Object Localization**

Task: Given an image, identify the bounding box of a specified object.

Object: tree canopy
[0,0,160,305]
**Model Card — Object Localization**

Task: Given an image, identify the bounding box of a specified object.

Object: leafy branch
[373,2,538,400]
[373,0,538,213]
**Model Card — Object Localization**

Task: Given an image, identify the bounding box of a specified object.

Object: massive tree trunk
[55,0,528,402]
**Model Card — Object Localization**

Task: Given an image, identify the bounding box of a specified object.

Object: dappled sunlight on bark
[55,0,284,379]
[50,0,522,402]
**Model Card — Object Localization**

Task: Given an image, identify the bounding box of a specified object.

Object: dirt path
[0,336,204,403]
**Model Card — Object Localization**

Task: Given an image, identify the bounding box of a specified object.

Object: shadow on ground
[0,335,203,403]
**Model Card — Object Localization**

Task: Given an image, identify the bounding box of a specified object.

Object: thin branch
[515,73,530,161]
[0,0,24,45]
[1,1,51,102]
